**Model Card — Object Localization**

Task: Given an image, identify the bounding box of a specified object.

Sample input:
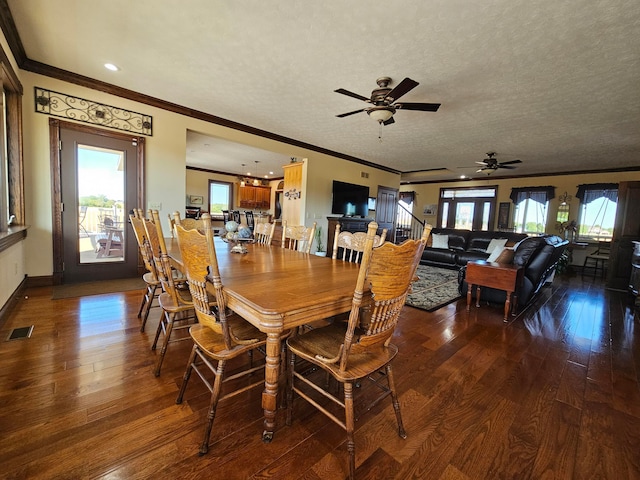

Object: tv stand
[326,216,376,256]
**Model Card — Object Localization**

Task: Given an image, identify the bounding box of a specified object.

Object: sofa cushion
[455,250,490,265]
[513,237,545,268]
[431,233,449,249]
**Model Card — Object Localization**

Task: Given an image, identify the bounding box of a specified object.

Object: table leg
[262,332,281,442]
[504,291,512,322]
[511,294,518,317]
[475,286,481,308]
[466,284,472,311]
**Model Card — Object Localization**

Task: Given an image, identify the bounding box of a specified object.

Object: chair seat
[189,316,267,360]
[143,271,161,286]
[158,291,194,313]
[286,324,398,382]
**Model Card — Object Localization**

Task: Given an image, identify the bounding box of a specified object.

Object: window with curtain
[510,186,555,234]
[575,183,618,241]
[397,191,415,230]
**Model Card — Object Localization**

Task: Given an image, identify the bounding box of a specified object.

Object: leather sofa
[458,234,569,308]
[421,228,528,269]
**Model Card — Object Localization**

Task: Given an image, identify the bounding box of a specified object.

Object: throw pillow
[487,246,505,262]
[495,247,515,264]
[486,238,508,254]
[431,233,449,249]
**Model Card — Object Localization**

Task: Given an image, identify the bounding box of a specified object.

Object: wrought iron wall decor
[285,188,301,200]
[34,87,153,136]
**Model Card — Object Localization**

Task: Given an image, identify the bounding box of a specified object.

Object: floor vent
[7,326,34,341]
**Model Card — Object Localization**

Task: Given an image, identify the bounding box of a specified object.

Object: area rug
[52,277,146,299]
[406,265,462,312]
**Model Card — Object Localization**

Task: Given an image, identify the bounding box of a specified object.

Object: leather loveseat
[458,234,569,308]
[420,228,528,269]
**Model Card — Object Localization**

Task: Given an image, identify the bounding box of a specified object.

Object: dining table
[166,236,361,442]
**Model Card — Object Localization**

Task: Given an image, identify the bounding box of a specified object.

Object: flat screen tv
[331,180,370,217]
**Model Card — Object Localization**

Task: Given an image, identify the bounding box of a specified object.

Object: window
[438,187,497,230]
[510,186,554,235]
[575,183,618,241]
[0,88,7,230]
[0,55,24,238]
[208,180,233,216]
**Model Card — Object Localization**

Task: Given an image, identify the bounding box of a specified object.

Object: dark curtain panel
[509,186,556,204]
[575,183,618,204]
[399,191,415,204]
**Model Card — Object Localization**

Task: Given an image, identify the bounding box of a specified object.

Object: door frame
[49,118,145,285]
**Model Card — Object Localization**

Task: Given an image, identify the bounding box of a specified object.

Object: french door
[50,119,144,284]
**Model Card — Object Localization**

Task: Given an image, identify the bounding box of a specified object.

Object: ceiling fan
[334,76,441,125]
[474,152,522,174]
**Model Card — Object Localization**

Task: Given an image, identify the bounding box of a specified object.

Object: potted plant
[314,226,326,256]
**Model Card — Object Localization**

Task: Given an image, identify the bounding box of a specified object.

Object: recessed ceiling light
[104,63,119,71]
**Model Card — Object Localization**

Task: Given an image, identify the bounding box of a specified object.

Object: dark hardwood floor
[1,273,639,479]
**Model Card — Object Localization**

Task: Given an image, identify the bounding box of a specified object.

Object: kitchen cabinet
[239,185,271,209]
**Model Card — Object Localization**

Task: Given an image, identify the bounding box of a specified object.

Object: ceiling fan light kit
[367,106,394,123]
[335,76,441,130]
[473,152,522,174]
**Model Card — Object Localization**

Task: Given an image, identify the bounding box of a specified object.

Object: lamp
[253,161,260,186]
[367,107,394,123]
[240,164,246,187]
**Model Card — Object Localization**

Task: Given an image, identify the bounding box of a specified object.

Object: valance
[509,186,555,204]
[399,191,415,204]
[575,183,618,204]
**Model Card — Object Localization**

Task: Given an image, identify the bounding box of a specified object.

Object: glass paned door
[60,127,139,283]
[77,145,126,264]
[454,202,475,229]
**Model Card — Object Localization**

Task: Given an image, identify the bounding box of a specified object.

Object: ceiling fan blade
[498,159,522,166]
[334,88,370,102]
[476,168,486,173]
[336,108,366,118]
[475,161,488,165]
[394,102,441,112]
[383,116,395,126]
[498,165,517,169]
[384,77,418,102]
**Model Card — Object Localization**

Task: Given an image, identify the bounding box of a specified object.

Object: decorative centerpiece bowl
[222,221,254,254]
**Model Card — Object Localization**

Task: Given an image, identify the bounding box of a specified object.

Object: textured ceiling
[7,0,640,182]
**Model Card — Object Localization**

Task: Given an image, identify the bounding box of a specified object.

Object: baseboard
[26,275,54,288]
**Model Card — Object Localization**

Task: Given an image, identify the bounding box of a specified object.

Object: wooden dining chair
[254,222,276,245]
[245,211,255,231]
[286,221,430,480]
[331,224,388,263]
[144,210,197,376]
[174,213,269,455]
[172,211,204,231]
[281,221,316,253]
[167,213,176,238]
[129,212,161,332]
